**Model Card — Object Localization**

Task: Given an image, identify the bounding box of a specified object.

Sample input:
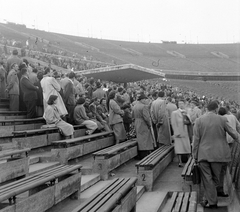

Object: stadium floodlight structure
[75,64,165,83]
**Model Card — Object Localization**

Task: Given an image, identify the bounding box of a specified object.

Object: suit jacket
[193,112,239,162]
[20,76,38,101]
[64,80,75,106]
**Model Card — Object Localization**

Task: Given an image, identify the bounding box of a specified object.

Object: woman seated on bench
[43,95,74,138]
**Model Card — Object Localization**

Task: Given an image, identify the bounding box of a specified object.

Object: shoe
[200,200,208,207]
[178,163,183,167]
[217,191,229,197]
[205,204,218,209]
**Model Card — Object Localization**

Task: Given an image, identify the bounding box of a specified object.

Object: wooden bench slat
[140,146,170,166]
[82,178,129,212]
[180,192,190,212]
[93,140,137,156]
[0,164,81,202]
[71,178,120,212]
[188,192,197,212]
[0,117,44,123]
[181,156,193,177]
[52,131,113,145]
[186,158,195,177]
[0,111,27,115]
[165,191,178,212]
[174,192,184,212]
[0,148,30,158]
[149,146,174,167]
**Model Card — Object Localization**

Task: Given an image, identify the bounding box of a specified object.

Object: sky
[0,0,240,44]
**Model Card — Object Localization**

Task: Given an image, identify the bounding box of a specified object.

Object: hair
[118,87,124,93]
[167,97,172,102]
[23,59,29,66]
[44,67,51,75]
[207,100,219,111]
[158,90,165,97]
[12,49,18,55]
[107,91,116,111]
[47,95,58,105]
[218,107,227,116]
[89,78,95,85]
[68,72,75,79]
[21,68,28,75]
[32,68,38,73]
[37,72,43,80]
[100,98,106,104]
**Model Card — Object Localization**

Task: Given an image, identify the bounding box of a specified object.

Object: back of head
[158,90,165,98]
[68,72,75,79]
[218,107,227,116]
[207,100,218,111]
[21,68,28,75]
[44,67,50,75]
[12,49,18,55]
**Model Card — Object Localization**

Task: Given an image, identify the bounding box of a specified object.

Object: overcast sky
[1,0,240,44]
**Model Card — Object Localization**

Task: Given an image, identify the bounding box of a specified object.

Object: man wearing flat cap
[133,94,154,159]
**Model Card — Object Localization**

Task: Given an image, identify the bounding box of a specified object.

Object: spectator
[43,95,74,138]
[20,68,38,118]
[28,68,38,84]
[92,81,107,99]
[171,98,191,167]
[6,63,19,111]
[107,91,126,143]
[64,72,76,124]
[74,97,98,135]
[6,49,22,73]
[0,61,7,98]
[35,72,44,116]
[41,68,68,116]
[133,93,154,159]
[193,101,240,208]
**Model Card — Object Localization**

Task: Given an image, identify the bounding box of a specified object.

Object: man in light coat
[133,94,154,159]
[193,100,240,209]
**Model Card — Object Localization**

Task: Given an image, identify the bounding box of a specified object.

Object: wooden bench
[159,191,197,212]
[135,145,174,191]
[12,125,87,150]
[52,131,115,164]
[0,148,30,184]
[93,140,138,180]
[0,164,82,212]
[0,118,45,137]
[71,177,137,212]
[0,111,27,120]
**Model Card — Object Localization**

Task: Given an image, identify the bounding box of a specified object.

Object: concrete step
[29,162,60,175]
[81,174,101,192]
[137,185,145,201]
[136,191,168,212]
[29,155,40,165]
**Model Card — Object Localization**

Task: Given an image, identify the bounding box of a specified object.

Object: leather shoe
[217,192,229,197]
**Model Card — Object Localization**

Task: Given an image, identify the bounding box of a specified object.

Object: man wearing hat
[74,97,98,135]
[133,93,154,159]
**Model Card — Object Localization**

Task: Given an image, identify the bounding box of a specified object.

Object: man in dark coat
[20,68,38,118]
[64,72,76,124]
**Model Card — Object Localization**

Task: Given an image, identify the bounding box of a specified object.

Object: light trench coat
[41,76,68,116]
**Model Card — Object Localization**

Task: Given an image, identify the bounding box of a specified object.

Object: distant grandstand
[0,22,240,81]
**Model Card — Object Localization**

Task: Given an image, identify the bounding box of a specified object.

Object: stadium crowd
[1,48,240,208]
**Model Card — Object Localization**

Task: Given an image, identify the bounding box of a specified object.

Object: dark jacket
[20,76,38,101]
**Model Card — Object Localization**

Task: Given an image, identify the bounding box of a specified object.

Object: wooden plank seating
[52,131,115,164]
[135,145,174,191]
[93,140,138,180]
[0,148,30,184]
[158,191,197,212]
[12,125,87,150]
[0,164,82,212]
[0,118,45,137]
[0,111,27,120]
[71,177,137,212]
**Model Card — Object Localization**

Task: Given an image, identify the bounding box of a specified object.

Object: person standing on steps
[192,100,240,209]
